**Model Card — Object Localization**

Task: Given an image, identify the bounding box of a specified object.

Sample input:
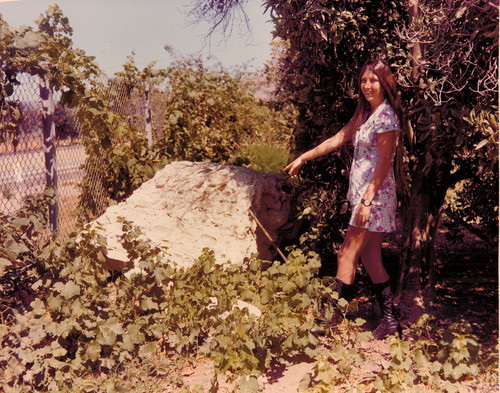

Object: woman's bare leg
[336,225,378,285]
[360,231,390,284]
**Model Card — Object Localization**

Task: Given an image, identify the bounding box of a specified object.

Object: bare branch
[185,0,252,40]
[396,0,498,105]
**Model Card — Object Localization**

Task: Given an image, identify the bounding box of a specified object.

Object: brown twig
[248,209,288,263]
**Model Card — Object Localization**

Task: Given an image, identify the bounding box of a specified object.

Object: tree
[392,0,498,300]
[189,0,498,306]
[160,55,293,164]
[115,53,168,146]
[0,5,101,147]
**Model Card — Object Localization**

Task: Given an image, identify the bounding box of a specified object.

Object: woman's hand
[283,156,305,178]
[354,204,371,227]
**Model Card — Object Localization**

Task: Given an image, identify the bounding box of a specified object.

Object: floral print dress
[347,99,400,232]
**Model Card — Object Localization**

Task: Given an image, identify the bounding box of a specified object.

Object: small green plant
[374,314,492,393]
[235,144,290,175]
[298,292,372,392]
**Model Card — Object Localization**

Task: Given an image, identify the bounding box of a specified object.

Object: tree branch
[185,0,251,40]
[443,206,496,247]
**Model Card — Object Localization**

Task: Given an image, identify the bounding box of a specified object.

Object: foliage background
[0,1,498,392]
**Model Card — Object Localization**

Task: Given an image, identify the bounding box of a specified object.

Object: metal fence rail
[0,73,167,239]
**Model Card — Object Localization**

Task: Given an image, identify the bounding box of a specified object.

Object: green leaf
[102,317,124,335]
[47,294,63,312]
[4,234,29,258]
[149,323,165,339]
[127,324,145,345]
[29,322,48,345]
[121,332,136,352]
[304,346,319,358]
[84,341,101,362]
[298,372,311,391]
[282,281,297,292]
[414,349,430,368]
[30,298,46,316]
[53,280,81,299]
[51,341,67,358]
[337,298,349,309]
[354,318,366,327]
[97,326,117,346]
[240,289,255,301]
[239,375,259,393]
[404,370,416,386]
[357,331,373,341]
[140,297,159,311]
[260,288,272,305]
[430,360,443,374]
[11,217,30,229]
[139,341,156,355]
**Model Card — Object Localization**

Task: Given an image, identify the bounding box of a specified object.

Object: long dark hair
[351,59,409,195]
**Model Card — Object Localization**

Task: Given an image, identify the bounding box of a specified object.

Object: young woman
[284,59,405,339]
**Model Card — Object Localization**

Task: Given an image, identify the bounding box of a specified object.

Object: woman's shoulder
[379,100,399,119]
[380,99,397,115]
[375,100,400,131]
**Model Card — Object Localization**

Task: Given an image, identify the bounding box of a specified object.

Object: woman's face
[360,70,385,110]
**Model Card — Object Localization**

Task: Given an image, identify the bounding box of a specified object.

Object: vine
[0,196,497,392]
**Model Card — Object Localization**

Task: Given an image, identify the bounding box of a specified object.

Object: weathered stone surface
[90,161,290,270]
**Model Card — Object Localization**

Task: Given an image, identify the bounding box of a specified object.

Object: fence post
[145,81,153,146]
[38,73,58,234]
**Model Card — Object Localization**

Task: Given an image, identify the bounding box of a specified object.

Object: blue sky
[0,0,274,75]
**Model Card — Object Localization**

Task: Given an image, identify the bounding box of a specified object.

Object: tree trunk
[145,81,153,147]
[408,0,422,84]
[397,167,447,308]
[396,0,439,311]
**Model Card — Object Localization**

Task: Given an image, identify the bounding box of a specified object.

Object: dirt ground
[180,340,394,392]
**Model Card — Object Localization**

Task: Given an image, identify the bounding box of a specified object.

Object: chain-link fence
[0,73,167,239]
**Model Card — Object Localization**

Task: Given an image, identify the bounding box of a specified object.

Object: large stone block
[90,161,290,270]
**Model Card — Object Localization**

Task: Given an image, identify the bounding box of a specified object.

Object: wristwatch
[361,198,372,207]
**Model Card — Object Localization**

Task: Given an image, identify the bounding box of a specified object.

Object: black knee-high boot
[372,281,401,339]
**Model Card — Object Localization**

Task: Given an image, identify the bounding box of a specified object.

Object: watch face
[363,199,371,206]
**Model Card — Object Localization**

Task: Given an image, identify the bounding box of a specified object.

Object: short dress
[347,99,400,232]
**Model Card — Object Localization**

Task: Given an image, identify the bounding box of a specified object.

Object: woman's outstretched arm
[284,121,356,177]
